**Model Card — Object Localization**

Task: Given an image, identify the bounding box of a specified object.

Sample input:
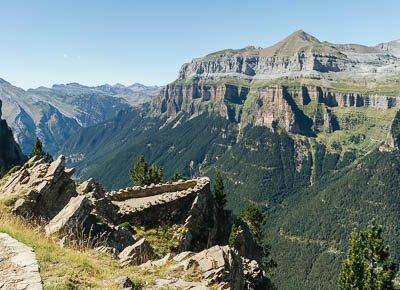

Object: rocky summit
[177,30,400,82]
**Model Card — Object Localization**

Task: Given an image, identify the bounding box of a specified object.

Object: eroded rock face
[45,177,134,252]
[1,155,77,219]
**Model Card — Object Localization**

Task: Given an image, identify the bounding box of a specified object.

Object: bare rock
[115,276,134,289]
[172,245,270,290]
[1,155,78,219]
[140,253,172,268]
[107,228,136,252]
[44,195,93,236]
[119,238,157,266]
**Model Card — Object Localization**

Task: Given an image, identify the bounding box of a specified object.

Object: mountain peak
[287,30,319,42]
[0,78,11,85]
[260,30,321,57]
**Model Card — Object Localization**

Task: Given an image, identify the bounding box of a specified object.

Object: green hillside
[264,149,400,289]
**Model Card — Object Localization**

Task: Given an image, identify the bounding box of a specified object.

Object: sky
[0,0,399,89]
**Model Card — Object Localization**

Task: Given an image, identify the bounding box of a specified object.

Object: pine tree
[213,170,226,208]
[130,156,149,186]
[339,221,396,290]
[240,204,264,241]
[339,230,365,289]
[171,172,186,182]
[240,204,276,272]
[228,223,240,249]
[29,137,53,162]
[148,165,163,185]
[130,156,164,186]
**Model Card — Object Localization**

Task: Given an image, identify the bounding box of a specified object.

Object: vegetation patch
[0,205,170,289]
[134,224,187,256]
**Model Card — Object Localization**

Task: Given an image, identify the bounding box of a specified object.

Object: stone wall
[107,179,199,201]
[114,178,210,227]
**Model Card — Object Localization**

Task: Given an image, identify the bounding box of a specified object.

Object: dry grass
[0,204,170,289]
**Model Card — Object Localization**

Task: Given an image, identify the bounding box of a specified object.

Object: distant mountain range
[0,79,160,154]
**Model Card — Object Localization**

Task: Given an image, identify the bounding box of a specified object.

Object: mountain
[95,83,160,106]
[0,80,160,154]
[60,30,400,288]
[377,39,400,57]
[0,100,25,175]
[177,30,400,82]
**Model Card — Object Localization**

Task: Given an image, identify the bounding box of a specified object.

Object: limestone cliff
[152,79,399,135]
[0,100,25,175]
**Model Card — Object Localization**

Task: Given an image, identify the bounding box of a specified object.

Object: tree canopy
[29,138,53,163]
[339,221,396,290]
[130,155,163,186]
[213,170,226,209]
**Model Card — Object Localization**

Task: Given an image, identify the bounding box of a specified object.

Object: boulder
[107,228,136,252]
[44,195,93,236]
[115,276,134,290]
[119,238,157,266]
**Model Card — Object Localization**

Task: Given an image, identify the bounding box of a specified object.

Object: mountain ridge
[0,79,160,154]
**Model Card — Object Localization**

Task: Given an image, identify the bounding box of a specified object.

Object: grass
[134,224,187,256]
[316,107,396,153]
[0,204,170,289]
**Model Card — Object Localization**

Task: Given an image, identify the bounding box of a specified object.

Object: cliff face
[153,83,248,122]
[0,100,25,174]
[152,80,399,135]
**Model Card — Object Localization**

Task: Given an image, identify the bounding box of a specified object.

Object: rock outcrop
[118,238,157,266]
[153,79,399,135]
[178,30,349,81]
[383,110,400,150]
[0,100,25,175]
[1,155,77,219]
[149,245,270,289]
[177,30,400,82]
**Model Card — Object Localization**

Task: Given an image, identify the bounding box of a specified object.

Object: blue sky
[0,0,399,89]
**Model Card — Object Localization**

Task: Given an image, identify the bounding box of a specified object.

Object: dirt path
[0,233,42,290]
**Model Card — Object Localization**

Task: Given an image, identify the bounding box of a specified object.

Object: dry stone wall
[107,179,199,201]
[113,178,210,227]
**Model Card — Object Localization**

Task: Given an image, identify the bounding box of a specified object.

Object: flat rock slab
[0,233,42,290]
